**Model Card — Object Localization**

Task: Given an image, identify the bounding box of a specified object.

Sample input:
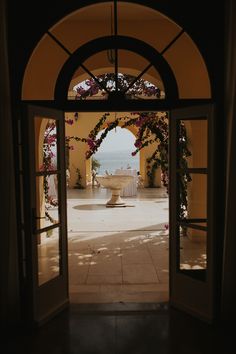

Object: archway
[63,110,169,304]
[20,1,215,323]
[21,2,211,101]
[89,126,141,180]
[65,109,161,189]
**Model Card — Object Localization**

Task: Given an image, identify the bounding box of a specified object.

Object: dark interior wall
[221,0,236,322]
[0,0,19,327]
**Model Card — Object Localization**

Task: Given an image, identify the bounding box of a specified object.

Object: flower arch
[65,110,191,218]
[42,72,191,219]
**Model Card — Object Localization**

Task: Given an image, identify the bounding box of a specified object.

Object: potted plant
[74,168,84,189]
[91,157,101,187]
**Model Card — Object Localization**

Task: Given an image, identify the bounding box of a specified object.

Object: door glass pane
[50,2,112,52]
[176,117,208,281]
[124,66,165,100]
[119,50,159,99]
[35,117,58,172]
[83,50,115,78]
[68,49,165,100]
[69,51,115,100]
[118,49,149,73]
[178,173,207,220]
[35,175,59,230]
[117,2,182,53]
[179,226,207,276]
[178,119,207,169]
[37,227,61,286]
[125,75,163,100]
[70,68,110,101]
[68,67,87,100]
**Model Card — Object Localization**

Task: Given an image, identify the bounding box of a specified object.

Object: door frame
[18,98,217,325]
[20,104,69,326]
[169,104,215,322]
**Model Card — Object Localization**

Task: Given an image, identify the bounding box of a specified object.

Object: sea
[93,150,139,175]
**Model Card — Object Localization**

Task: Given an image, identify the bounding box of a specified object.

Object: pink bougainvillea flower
[131,151,136,156]
[76,86,86,94]
[90,86,99,95]
[105,121,111,128]
[134,140,142,148]
[46,136,56,144]
[135,119,143,127]
[65,119,74,125]
[87,138,96,149]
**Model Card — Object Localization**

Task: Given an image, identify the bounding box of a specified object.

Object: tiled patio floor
[66,186,169,303]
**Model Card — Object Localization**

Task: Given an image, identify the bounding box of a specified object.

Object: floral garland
[74,73,162,100]
[67,112,168,183]
[66,111,191,218]
[42,72,191,220]
[42,112,191,219]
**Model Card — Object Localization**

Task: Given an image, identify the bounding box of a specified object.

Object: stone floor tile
[88,262,122,275]
[123,264,159,284]
[121,248,152,264]
[86,274,122,284]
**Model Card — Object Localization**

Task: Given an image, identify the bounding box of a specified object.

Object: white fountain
[96,174,134,207]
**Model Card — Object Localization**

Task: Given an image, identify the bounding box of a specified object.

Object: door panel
[22,105,69,325]
[169,104,214,322]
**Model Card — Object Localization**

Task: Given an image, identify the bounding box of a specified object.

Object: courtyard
[67,186,169,303]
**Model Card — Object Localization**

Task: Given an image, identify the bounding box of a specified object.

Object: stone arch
[64,111,161,188]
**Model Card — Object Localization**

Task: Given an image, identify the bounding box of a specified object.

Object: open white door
[21,105,69,325]
[169,104,215,322]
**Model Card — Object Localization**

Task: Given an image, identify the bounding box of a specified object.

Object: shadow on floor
[73,204,108,210]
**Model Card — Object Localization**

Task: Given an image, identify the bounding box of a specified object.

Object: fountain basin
[96,175,134,206]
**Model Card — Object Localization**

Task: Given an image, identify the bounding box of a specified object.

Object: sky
[96,126,136,152]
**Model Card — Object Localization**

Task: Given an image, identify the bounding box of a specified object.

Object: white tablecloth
[115,169,137,196]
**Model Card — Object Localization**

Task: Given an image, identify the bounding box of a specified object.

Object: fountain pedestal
[107,188,124,206]
[96,175,134,207]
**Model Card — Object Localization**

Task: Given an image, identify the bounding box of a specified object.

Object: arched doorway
[20,1,215,325]
[64,112,144,188]
[90,126,140,176]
